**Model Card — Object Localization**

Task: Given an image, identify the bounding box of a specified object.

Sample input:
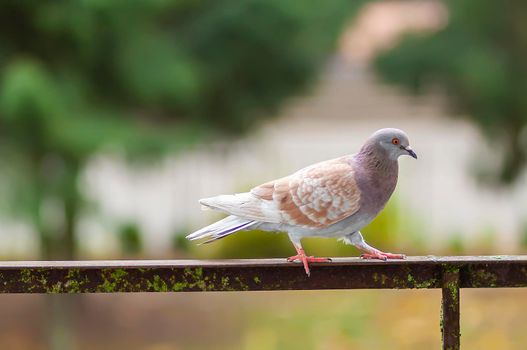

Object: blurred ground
[1,288,527,350]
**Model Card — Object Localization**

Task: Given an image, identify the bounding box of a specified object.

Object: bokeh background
[0,0,526,349]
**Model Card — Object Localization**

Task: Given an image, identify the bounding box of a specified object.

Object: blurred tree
[0,2,368,349]
[0,0,363,259]
[374,0,527,184]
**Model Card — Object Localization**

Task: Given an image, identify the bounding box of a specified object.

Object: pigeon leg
[346,231,406,261]
[286,241,332,276]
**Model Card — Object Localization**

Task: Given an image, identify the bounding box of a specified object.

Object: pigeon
[187,128,417,276]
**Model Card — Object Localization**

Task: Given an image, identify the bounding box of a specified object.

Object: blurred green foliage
[193,229,293,259]
[474,227,497,254]
[361,197,400,250]
[375,0,527,184]
[447,233,466,255]
[0,0,362,258]
[520,223,527,252]
[171,228,192,253]
[118,222,143,256]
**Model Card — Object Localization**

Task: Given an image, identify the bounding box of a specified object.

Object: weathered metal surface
[441,267,460,350]
[0,256,525,294]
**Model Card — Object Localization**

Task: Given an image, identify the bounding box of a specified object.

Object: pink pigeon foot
[360,251,406,261]
[287,248,332,276]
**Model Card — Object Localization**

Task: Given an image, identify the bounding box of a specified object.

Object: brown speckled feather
[251,157,361,228]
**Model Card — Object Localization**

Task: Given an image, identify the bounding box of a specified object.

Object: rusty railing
[1,255,526,349]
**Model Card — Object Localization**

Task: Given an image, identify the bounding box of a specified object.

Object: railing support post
[441,267,460,350]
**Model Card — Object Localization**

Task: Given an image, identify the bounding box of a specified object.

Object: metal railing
[1,255,526,349]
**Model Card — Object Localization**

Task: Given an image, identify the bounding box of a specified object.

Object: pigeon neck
[357,143,398,174]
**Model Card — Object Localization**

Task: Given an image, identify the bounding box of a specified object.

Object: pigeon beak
[403,146,417,159]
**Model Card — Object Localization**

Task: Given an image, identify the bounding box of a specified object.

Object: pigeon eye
[391,138,400,145]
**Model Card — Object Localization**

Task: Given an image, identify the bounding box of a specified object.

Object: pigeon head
[366,128,417,160]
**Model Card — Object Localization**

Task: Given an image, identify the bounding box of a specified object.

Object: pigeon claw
[286,256,332,263]
[360,252,406,260]
[287,249,332,276]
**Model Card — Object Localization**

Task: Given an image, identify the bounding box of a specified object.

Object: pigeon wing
[251,157,362,229]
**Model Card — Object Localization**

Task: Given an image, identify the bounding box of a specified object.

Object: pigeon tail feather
[198,193,281,223]
[186,215,256,243]
[199,193,253,215]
